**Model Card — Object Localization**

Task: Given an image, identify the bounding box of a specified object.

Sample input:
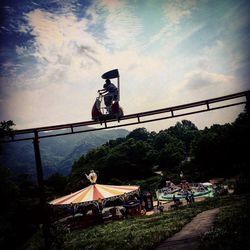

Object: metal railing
[1,90,249,142]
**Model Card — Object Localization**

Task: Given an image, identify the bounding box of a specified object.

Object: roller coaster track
[1,90,249,142]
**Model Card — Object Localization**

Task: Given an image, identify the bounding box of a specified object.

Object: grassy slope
[198,194,250,250]
[24,194,249,250]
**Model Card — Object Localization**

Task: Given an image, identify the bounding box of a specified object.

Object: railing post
[33,130,50,249]
[137,115,140,123]
[206,101,210,110]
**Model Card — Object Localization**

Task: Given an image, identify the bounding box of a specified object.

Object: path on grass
[155,208,220,250]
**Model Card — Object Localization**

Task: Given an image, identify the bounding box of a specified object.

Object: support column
[33,130,50,249]
[246,90,250,116]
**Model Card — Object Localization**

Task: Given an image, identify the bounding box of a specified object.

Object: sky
[0,0,249,132]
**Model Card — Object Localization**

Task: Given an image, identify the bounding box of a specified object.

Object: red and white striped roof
[49,184,139,205]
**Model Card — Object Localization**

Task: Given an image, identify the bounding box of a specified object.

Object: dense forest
[0,110,249,249]
[66,111,250,193]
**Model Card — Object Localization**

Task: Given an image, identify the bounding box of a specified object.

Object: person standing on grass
[158,202,164,213]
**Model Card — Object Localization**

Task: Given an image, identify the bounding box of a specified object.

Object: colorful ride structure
[156,181,214,201]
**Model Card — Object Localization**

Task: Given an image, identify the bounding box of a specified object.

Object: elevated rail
[1,90,249,142]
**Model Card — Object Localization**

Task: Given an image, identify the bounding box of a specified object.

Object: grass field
[24,194,250,250]
[198,194,250,250]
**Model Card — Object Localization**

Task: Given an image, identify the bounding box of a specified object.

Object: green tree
[0,166,38,249]
[168,120,198,155]
[0,120,16,133]
[0,120,16,145]
[126,128,149,141]
[190,121,244,179]
[45,173,68,197]
[158,137,185,171]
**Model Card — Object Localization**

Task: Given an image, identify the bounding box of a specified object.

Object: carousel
[49,171,141,228]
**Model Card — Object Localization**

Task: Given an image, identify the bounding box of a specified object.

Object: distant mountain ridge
[0,128,129,178]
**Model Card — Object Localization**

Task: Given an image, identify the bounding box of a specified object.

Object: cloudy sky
[0,0,249,132]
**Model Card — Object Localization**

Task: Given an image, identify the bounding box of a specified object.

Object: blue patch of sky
[0,42,35,78]
[234,62,250,89]
[135,1,169,54]
[84,4,107,43]
[175,0,249,79]
[28,0,61,14]
[0,1,35,58]
[0,58,34,78]
[175,24,218,57]
[173,0,248,56]
[214,0,250,75]
[69,0,93,20]
[136,0,164,33]
[145,4,164,30]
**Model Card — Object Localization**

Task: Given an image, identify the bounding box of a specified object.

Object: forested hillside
[67,112,250,193]
[0,128,129,178]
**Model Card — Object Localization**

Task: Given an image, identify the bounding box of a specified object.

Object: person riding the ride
[98,79,118,113]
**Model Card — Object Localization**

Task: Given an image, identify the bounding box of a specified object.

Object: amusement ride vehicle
[91,69,124,122]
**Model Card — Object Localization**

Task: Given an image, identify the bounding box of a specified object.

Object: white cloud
[16,45,29,56]
[83,0,143,51]
[2,84,85,128]
[24,9,106,65]
[1,62,23,76]
[184,70,234,90]
[163,0,197,25]
[18,9,109,88]
[168,69,240,106]
[18,24,31,33]
[101,2,143,50]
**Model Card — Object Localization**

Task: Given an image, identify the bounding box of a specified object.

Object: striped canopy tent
[49,184,140,207]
